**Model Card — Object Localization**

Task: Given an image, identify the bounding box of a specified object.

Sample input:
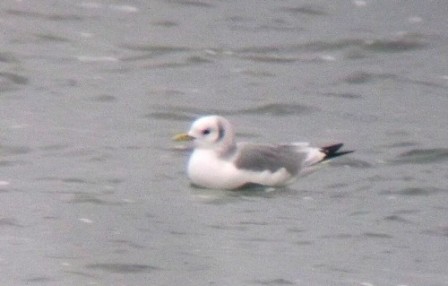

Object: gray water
[1,0,448,285]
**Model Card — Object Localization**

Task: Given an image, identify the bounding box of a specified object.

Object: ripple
[422,226,448,238]
[381,187,445,197]
[400,187,445,196]
[0,160,27,167]
[0,72,29,92]
[342,71,448,90]
[344,71,375,84]
[34,33,70,43]
[400,77,448,90]
[383,215,413,224]
[39,144,69,152]
[0,72,29,85]
[67,193,124,206]
[237,54,300,63]
[23,277,54,283]
[166,0,215,8]
[362,232,393,239]
[1,145,32,156]
[280,4,328,16]
[206,224,246,231]
[295,240,313,246]
[187,55,212,64]
[321,233,355,239]
[392,209,420,215]
[343,71,402,85]
[5,9,82,21]
[149,103,315,121]
[139,55,211,69]
[321,92,362,99]
[85,263,159,273]
[77,56,119,63]
[235,45,325,63]
[121,44,190,55]
[238,103,315,116]
[392,148,448,165]
[251,278,295,285]
[151,20,179,27]
[89,94,117,102]
[237,46,284,54]
[301,39,364,52]
[233,33,428,65]
[239,220,269,226]
[0,52,19,63]
[364,33,427,53]
[109,239,145,249]
[62,177,90,184]
[0,217,22,228]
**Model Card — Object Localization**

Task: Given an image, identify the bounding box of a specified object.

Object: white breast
[188,149,246,189]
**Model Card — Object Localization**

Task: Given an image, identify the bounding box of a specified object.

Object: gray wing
[234,144,307,174]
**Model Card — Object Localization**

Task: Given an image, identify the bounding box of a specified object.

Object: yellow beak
[173,133,195,142]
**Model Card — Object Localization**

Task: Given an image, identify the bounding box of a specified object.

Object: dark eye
[202,129,211,135]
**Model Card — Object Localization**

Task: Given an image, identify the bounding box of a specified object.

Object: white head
[187,115,236,152]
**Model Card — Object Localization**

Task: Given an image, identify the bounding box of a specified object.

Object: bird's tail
[320,143,354,161]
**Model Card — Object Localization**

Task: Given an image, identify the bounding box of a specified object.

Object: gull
[174,115,353,190]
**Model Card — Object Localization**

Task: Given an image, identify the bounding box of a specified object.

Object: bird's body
[188,143,298,189]
[174,115,352,190]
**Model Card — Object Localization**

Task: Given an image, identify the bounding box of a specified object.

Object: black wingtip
[321,143,354,161]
